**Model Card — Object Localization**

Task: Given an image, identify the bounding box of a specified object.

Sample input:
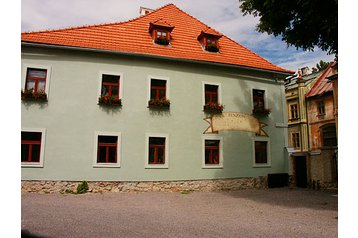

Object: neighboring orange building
[305,62,338,189]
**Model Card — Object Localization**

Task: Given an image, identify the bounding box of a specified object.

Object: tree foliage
[239,0,338,58]
[311,60,330,73]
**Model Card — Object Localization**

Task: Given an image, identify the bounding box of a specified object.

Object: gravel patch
[21,188,338,238]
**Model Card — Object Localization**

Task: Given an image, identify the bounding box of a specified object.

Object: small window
[292,132,301,149]
[145,134,169,168]
[202,135,223,168]
[317,100,325,115]
[93,132,121,167]
[321,124,337,147]
[25,68,47,93]
[21,132,42,163]
[154,30,169,45]
[97,136,118,163]
[101,74,120,98]
[148,137,166,164]
[205,84,219,104]
[253,89,265,110]
[205,38,219,52]
[290,104,298,120]
[150,79,167,100]
[21,129,46,167]
[253,137,270,167]
[255,141,268,164]
[205,140,220,165]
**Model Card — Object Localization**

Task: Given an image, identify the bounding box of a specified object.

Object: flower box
[98,95,122,107]
[252,107,271,116]
[155,37,169,46]
[203,103,224,114]
[148,99,170,109]
[21,89,48,102]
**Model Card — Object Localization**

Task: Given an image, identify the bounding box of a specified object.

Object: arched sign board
[203,112,268,137]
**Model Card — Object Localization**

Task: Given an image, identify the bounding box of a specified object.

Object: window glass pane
[112,86,119,97]
[149,147,155,164]
[26,80,35,90]
[151,79,166,87]
[21,144,29,162]
[149,137,165,146]
[158,89,166,100]
[22,132,42,141]
[157,147,165,164]
[28,68,47,79]
[101,85,110,96]
[205,140,219,147]
[98,136,117,144]
[205,149,211,164]
[97,146,107,163]
[102,74,120,84]
[211,150,219,164]
[31,145,41,162]
[150,88,157,100]
[108,146,117,163]
[37,80,46,92]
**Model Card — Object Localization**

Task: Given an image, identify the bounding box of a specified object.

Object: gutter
[21,42,293,78]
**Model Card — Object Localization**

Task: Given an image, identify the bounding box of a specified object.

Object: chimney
[139,7,154,16]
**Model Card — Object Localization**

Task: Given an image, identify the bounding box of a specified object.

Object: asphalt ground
[21,188,338,238]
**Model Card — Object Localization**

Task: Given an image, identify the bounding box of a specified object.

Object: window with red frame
[97,135,118,163]
[25,68,47,93]
[205,84,219,104]
[253,89,265,110]
[254,141,268,164]
[148,137,166,164]
[101,74,120,98]
[150,79,166,100]
[21,131,42,163]
[205,140,220,165]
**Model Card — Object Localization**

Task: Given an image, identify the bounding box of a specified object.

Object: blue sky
[21,0,335,72]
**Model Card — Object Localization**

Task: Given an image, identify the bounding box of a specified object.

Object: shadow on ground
[223,187,338,211]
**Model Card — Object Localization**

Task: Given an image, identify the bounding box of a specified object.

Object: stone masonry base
[21,177,268,194]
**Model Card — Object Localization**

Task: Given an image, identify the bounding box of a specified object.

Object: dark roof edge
[21,42,293,77]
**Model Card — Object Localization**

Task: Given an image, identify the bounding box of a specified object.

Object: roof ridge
[21,3,174,35]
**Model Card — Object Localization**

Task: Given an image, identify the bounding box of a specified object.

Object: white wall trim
[93,131,122,168]
[202,134,224,169]
[145,133,169,169]
[21,128,46,168]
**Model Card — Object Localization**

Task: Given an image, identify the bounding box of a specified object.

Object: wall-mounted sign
[203,112,268,136]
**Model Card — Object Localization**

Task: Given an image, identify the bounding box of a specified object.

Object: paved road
[21,188,337,238]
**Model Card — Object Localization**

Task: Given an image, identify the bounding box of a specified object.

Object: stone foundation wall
[21,177,268,194]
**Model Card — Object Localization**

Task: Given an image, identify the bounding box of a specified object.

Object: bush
[76,181,89,194]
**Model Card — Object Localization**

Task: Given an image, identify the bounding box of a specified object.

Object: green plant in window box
[155,37,169,45]
[203,103,224,114]
[21,89,48,102]
[205,44,219,52]
[98,95,122,107]
[148,99,170,109]
[252,107,271,116]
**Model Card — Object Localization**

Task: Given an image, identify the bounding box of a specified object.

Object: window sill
[202,165,223,169]
[21,162,44,168]
[145,164,169,169]
[93,163,121,168]
[253,164,271,168]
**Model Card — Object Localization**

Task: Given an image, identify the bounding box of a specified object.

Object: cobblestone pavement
[21,188,338,238]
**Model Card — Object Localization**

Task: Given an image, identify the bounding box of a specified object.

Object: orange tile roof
[21,4,292,74]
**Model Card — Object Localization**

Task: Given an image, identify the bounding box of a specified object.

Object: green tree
[239,0,338,58]
[311,60,330,73]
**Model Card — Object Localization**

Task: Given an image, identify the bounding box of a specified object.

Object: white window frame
[251,86,268,110]
[202,81,222,107]
[98,71,124,102]
[288,102,299,120]
[202,134,224,169]
[145,133,169,169]
[22,64,52,99]
[252,136,271,167]
[93,131,122,168]
[147,76,170,106]
[21,128,46,168]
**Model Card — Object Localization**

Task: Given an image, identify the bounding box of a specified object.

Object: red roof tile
[21,4,292,74]
[306,62,335,98]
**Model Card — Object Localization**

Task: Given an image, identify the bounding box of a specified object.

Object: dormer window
[149,19,174,46]
[198,28,222,53]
